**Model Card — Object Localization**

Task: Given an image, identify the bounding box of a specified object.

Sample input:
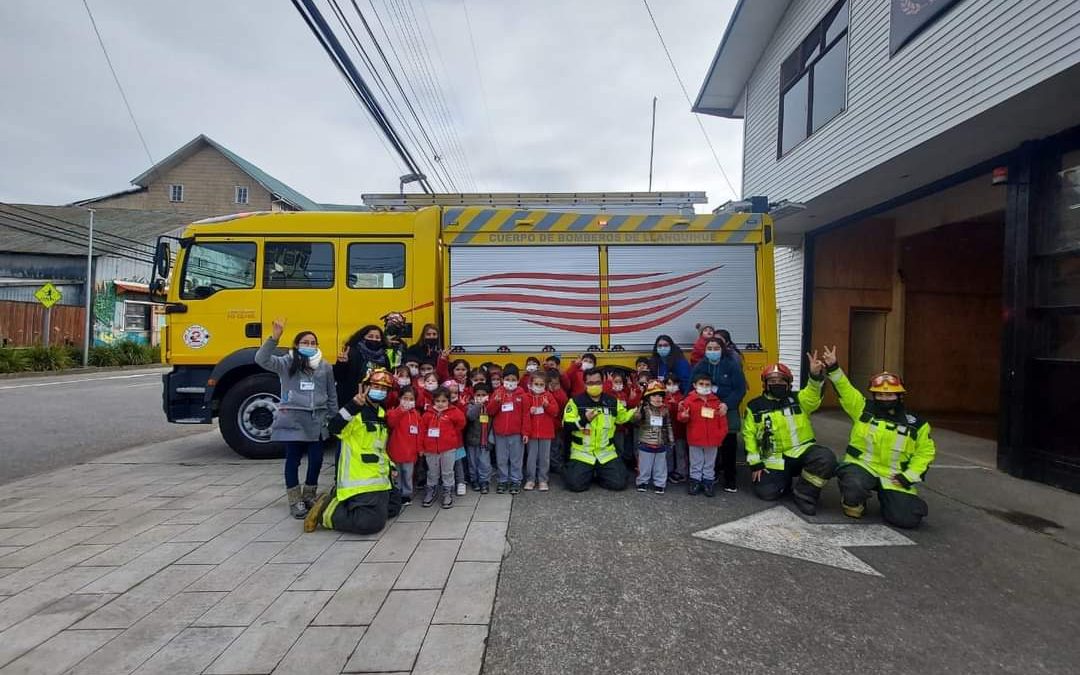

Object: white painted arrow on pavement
[692,506,915,576]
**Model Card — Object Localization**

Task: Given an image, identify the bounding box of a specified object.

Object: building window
[264,242,335,289]
[347,243,405,289]
[180,241,257,299]
[235,186,249,205]
[169,184,184,202]
[123,302,150,332]
[778,0,849,157]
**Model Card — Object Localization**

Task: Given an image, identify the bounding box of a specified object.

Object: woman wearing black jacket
[334,324,390,405]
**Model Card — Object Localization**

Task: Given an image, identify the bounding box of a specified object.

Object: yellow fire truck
[152,193,778,458]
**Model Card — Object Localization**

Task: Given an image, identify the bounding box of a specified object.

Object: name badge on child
[479,414,489,423]
[409,425,419,435]
[532,406,544,415]
[501,402,514,412]
[427,428,441,438]
[299,380,315,391]
[650,415,663,427]
[701,407,716,419]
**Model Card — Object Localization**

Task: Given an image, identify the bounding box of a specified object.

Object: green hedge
[0,340,160,373]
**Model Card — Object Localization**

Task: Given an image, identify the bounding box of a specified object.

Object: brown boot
[287,486,308,519]
[304,491,332,533]
[301,484,318,510]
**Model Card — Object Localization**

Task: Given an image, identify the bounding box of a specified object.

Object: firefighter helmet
[868,372,906,394]
[643,380,666,398]
[760,363,794,383]
[364,368,394,389]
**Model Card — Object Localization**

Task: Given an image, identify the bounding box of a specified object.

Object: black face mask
[363,339,384,352]
[423,338,438,347]
[767,384,789,399]
[870,400,902,418]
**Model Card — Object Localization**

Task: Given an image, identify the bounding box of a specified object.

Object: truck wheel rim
[239,393,278,443]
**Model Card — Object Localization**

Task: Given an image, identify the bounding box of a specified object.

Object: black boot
[791,479,820,516]
[688,480,703,496]
[703,480,717,498]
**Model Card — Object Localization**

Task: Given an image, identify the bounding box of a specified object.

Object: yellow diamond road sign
[34,282,62,309]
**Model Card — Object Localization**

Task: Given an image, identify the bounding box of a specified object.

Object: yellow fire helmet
[364,368,395,389]
[868,371,906,394]
[643,380,667,398]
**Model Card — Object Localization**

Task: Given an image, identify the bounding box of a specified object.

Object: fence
[0,300,86,347]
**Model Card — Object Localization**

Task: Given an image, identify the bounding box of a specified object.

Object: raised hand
[271,317,286,340]
[806,350,824,377]
[822,345,838,368]
[337,344,350,363]
[353,383,368,406]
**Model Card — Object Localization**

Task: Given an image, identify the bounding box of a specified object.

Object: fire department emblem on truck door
[183,325,211,349]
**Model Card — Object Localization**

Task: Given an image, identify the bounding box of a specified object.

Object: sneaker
[496,482,508,494]
[509,482,521,495]
[456,483,467,496]
[703,481,717,498]
[668,472,686,484]
[636,483,649,492]
[523,481,535,491]
[723,483,738,493]
[422,486,437,507]
[653,484,666,495]
[688,480,703,496]
[538,481,549,492]
[481,483,491,495]
[472,483,483,492]
[401,496,412,506]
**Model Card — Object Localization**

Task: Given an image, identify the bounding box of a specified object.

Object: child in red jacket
[523,371,560,492]
[487,365,529,494]
[664,374,688,484]
[560,353,596,397]
[690,324,715,365]
[677,373,729,497]
[606,370,641,470]
[386,387,422,505]
[420,388,466,509]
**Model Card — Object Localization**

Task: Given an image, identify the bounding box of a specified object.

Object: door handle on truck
[245,323,262,338]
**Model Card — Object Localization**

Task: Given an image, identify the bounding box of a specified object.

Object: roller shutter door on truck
[448,246,602,352]
[605,245,760,351]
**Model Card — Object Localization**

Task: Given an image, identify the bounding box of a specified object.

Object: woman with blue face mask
[256,317,339,519]
[648,335,692,395]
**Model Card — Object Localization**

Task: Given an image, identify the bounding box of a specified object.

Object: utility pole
[648,96,658,192]
[83,209,94,366]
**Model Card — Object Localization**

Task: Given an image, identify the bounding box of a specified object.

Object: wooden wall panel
[0,301,85,347]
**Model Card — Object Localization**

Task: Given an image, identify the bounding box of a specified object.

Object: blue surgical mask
[656,346,671,358]
[297,347,318,359]
[368,388,388,402]
[705,350,722,363]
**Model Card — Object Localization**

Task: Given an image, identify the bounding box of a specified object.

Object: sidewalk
[0,433,510,674]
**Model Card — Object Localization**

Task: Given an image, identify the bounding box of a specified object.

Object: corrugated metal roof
[0,204,192,257]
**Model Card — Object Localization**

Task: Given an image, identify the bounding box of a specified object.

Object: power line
[0,211,154,266]
[461,0,504,178]
[0,202,156,254]
[641,0,738,199]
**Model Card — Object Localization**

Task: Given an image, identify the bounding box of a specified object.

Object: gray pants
[495,434,524,484]
[425,451,456,490]
[526,438,552,483]
[396,461,415,499]
[637,449,668,488]
[689,445,718,482]
[467,445,492,485]
[667,439,689,476]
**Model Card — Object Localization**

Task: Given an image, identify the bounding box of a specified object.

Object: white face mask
[526,364,538,372]
[400,399,415,411]
[531,384,545,394]
[612,384,624,392]
[695,386,712,396]
[408,366,419,377]
[424,382,438,392]
[475,397,488,405]
[503,380,518,391]
[666,385,679,393]
[396,377,410,387]
[581,361,594,371]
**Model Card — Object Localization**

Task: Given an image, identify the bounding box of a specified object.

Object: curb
[0,364,168,381]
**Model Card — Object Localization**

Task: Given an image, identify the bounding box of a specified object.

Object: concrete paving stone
[73,564,215,629]
[242,502,289,524]
[79,525,193,567]
[411,624,488,675]
[424,505,475,539]
[82,509,183,546]
[0,593,115,670]
[205,590,333,675]
[130,626,244,675]
[0,544,111,595]
[193,563,307,627]
[364,521,429,563]
[394,539,461,590]
[177,523,275,565]
[0,525,111,568]
[472,494,513,523]
[395,504,438,523]
[84,498,177,526]
[0,565,115,632]
[270,529,341,564]
[207,468,270,487]
[254,515,306,542]
[457,521,508,562]
[188,541,290,592]
[432,562,500,625]
[168,509,259,543]
[289,541,373,591]
[0,628,122,675]
[228,485,288,511]
[343,589,440,673]
[149,476,215,499]
[79,542,200,595]
[67,591,227,675]
[0,530,32,545]
[271,626,365,675]
[156,486,223,512]
[313,562,404,626]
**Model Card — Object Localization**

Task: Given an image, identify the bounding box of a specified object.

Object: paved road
[0,369,213,483]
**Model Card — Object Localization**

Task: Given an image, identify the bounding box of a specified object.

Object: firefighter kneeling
[561,369,636,492]
[305,369,402,534]
[821,346,935,529]
[743,359,837,515]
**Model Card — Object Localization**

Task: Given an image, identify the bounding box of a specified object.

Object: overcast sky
[0,0,742,211]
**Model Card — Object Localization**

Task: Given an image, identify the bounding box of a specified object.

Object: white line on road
[932,465,991,470]
[0,372,161,391]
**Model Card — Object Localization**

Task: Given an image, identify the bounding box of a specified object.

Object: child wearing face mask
[664,374,689,484]
[487,364,529,494]
[690,336,748,492]
[387,387,422,505]
[443,380,469,496]
[633,381,676,494]
[605,370,642,471]
[524,356,542,377]
[256,318,338,519]
[678,373,729,497]
[523,372,560,491]
[420,388,466,508]
[545,370,569,474]
[561,353,596,397]
[465,384,494,493]
[690,324,715,365]
[417,372,439,411]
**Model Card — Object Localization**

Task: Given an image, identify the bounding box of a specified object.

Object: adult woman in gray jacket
[256,317,338,518]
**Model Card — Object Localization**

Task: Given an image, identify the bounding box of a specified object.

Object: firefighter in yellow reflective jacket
[305,369,402,534]
[562,369,636,492]
[743,358,838,515]
[822,345,936,529]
